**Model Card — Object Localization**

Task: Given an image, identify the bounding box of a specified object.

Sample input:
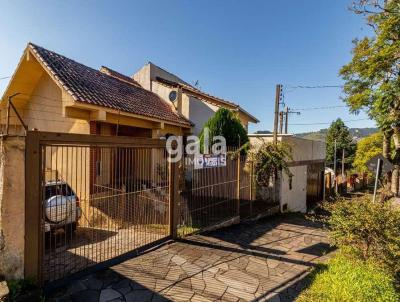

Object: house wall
[188,96,218,136]
[281,136,326,162]
[133,63,151,90]
[0,136,25,279]
[249,134,326,213]
[27,73,90,134]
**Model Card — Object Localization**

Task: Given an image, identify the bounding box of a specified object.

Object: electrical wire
[291,105,347,111]
[285,84,343,89]
[0,76,11,81]
[289,118,370,126]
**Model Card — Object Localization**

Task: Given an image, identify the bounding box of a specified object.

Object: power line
[0,76,11,80]
[291,105,347,111]
[285,84,343,89]
[289,118,370,126]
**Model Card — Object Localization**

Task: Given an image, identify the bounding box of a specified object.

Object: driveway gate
[25,132,171,284]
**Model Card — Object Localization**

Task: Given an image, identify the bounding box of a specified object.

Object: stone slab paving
[43,226,168,282]
[47,215,333,302]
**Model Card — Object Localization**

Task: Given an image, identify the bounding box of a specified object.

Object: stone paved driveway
[48,214,333,302]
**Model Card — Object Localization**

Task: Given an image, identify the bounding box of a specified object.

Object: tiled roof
[29,43,192,127]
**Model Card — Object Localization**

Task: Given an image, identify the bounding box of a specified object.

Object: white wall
[281,136,326,161]
[248,134,326,213]
[188,96,218,135]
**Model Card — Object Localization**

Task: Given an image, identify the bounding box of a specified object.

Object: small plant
[7,278,43,302]
[296,252,399,302]
[247,141,293,186]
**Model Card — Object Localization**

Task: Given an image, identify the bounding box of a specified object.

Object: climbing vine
[248,141,293,186]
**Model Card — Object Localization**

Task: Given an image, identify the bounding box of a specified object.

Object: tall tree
[353,132,384,173]
[340,0,400,195]
[326,119,356,170]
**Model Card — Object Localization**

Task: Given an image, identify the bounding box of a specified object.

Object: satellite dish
[169,91,177,102]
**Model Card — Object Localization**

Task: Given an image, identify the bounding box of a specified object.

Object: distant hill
[253,130,272,134]
[295,127,378,141]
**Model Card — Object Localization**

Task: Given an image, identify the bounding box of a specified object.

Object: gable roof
[28,43,192,127]
[154,76,259,123]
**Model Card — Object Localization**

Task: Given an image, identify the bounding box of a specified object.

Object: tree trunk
[383,131,391,159]
[383,130,393,191]
[391,127,400,196]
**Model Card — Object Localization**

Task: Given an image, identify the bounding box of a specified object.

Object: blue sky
[0,0,376,133]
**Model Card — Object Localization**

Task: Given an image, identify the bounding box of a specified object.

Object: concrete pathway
[47,214,333,302]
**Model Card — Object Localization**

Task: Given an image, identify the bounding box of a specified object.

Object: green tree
[353,132,383,173]
[340,0,400,195]
[199,108,248,150]
[326,119,356,170]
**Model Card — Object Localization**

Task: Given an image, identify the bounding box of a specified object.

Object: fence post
[250,161,253,217]
[25,132,42,284]
[169,160,180,239]
[120,184,126,226]
[236,155,241,216]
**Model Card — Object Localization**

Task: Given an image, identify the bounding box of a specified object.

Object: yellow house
[0,43,193,198]
[0,43,192,138]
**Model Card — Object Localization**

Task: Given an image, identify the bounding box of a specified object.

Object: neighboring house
[249,134,326,213]
[133,62,259,135]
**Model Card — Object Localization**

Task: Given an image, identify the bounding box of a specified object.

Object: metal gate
[177,152,279,237]
[25,132,171,284]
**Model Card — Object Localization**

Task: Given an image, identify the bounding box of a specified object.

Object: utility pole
[279,112,283,134]
[284,106,289,134]
[334,140,338,194]
[273,84,282,144]
[342,149,345,179]
[282,107,301,134]
[372,158,382,203]
[342,149,346,194]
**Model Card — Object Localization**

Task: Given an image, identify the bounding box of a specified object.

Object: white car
[43,181,82,233]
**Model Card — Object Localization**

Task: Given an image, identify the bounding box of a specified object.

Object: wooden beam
[89,110,107,121]
[27,130,166,148]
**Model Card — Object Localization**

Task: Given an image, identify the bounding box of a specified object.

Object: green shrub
[297,253,399,302]
[325,196,400,278]
[199,108,248,151]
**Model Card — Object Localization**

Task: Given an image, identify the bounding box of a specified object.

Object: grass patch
[139,224,200,237]
[145,224,169,234]
[296,253,399,302]
[177,226,200,237]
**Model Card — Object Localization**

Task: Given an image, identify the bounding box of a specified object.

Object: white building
[249,134,326,213]
[133,62,259,135]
